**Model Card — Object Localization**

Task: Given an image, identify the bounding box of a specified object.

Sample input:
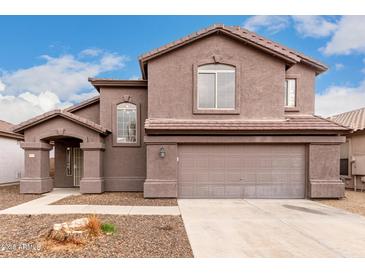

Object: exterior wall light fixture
[159,146,166,158]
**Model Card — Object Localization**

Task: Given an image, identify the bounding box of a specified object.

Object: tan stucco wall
[71,102,100,124]
[286,63,316,114]
[309,144,344,198]
[99,86,147,191]
[147,33,287,120]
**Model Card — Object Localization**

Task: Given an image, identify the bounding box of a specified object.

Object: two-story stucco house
[12,25,350,199]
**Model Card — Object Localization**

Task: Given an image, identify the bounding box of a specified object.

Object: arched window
[197,64,235,109]
[116,102,137,143]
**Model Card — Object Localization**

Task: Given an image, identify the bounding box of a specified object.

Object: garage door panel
[178,144,306,199]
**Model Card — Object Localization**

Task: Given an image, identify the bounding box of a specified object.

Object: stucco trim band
[20,177,53,194]
[144,179,177,198]
[309,180,345,198]
[80,177,105,194]
[20,142,53,151]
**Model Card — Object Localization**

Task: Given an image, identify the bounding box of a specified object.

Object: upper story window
[197,64,235,109]
[285,79,296,107]
[116,102,137,143]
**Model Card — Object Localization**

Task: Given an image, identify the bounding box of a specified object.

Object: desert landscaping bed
[51,192,177,206]
[0,184,42,210]
[0,214,192,258]
[316,190,365,217]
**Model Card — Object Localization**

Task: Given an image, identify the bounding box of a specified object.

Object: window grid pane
[117,103,137,143]
[217,72,235,109]
[285,79,296,107]
[198,73,216,109]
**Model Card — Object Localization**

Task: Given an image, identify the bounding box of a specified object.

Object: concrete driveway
[178,199,365,257]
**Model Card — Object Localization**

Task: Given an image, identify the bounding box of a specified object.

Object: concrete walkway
[179,199,365,258]
[0,188,180,215]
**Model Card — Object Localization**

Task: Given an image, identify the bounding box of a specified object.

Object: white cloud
[80,48,102,57]
[335,63,344,70]
[243,16,290,34]
[0,49,127,124]
[0,80,5,92]
[243,15,338,38]
[0,51,127,101]
[128,75,140,80]
[0,91,72,124]
[292,16,338,38]
[315,82,365,117]
[323,16,365,55]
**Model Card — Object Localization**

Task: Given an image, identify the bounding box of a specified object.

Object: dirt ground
[52,192,177,206]
[316,190,365,217]
[0,184,42,210]
[0,214,193,258]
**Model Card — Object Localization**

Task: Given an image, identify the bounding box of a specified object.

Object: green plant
[101,223,117,235]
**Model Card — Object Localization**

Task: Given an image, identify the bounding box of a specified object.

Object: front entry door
[73,147,83,187]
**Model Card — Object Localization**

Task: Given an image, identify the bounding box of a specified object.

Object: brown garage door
[178,144,306,198]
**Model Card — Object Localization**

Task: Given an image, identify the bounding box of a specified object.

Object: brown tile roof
[0,120,24,140]
[145,115,350,133]
[12,110,110,135]
[329,107,365,132]
[65,95,100,113]
[139,24,327,78]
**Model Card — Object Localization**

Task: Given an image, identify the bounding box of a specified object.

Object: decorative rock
[48,218,91,244]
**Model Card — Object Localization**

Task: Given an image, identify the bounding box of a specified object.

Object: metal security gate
[178,144,306,199]
[73,147,83,187]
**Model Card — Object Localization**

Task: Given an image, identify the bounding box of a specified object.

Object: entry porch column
[80,142,105,193]
[20,141,53,194]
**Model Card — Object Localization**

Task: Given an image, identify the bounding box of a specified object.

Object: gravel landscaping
[316,190,365,217]
[51,192,177,206]
[0,184,42,210]
[0,214,192,258]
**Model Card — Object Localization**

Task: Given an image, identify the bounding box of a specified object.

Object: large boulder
[48,218,90,244]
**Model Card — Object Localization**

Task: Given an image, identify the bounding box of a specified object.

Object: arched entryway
[12,110,110,194]
[43,136,83,188]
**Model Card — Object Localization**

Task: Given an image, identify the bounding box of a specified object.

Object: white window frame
[285,78,297,108]
[116,102,137,144]
[197,67,235,110]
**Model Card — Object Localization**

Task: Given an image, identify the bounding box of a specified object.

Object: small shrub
[101,223,117,235]
[87,215,101,236]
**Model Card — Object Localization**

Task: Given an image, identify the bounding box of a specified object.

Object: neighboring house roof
[145,115,350,133]
[139,24,328,79]
[89,78,148,92]
[65,95,100,113]
[0,120,24,140]
[329,107,365,132]
[13,110,110,135]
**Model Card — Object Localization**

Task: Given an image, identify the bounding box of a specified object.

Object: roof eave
[89,78,148,92]
[0,130,24,140]
[65,96,100,113]
[13,111,110,135]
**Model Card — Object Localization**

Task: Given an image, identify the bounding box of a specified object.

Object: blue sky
[1,15,365,123]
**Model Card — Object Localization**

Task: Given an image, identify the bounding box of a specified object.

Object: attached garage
[178,144,306,199]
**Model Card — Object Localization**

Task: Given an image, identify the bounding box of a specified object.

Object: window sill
[112,142,141,147]
[284,107,300,112]
[193,108,240,115]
